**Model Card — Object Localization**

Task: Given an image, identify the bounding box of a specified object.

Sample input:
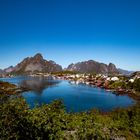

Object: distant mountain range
[118,68,134,76]
[0,53,136,75]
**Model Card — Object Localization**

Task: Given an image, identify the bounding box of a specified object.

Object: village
[51,72,139,94]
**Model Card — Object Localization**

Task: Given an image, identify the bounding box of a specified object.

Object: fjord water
[0,76,135,112]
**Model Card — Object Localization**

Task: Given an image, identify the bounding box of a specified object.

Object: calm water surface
[0,76,135,112]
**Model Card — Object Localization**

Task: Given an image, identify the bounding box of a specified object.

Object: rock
[11,53,62,74]
[67,60,119,74]
[108,63,118,74]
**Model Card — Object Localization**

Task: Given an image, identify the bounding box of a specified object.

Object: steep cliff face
[12,53,62,73]
[108,63,118,74]
[67,60,119,74]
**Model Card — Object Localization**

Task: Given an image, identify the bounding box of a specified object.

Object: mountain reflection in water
[0,76,135,112]
[19,76,61,94]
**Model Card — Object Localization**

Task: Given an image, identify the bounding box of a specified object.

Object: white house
[69,75,75,78]
[129,79,134,83]
[106,77,111,81]
[111,77,119,81]
[76,74,81,78]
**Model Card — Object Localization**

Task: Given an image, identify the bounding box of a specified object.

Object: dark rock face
[67,60,118,74]
[12,53,62,74]
[33,53,43,60]
[108,63,118,74]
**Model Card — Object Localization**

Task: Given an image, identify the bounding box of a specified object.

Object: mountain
[0,69,4,74]
[118,68,134,75]
[66,60,119,74]
[4,66,14,73]
[11,53,62,74]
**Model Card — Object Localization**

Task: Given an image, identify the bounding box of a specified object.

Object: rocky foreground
[0,81,19,95]
[0,81,27,101]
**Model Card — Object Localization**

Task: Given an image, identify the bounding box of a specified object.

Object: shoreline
[1,74,140,101]
[52,75,140,102]
[0,79,138,116]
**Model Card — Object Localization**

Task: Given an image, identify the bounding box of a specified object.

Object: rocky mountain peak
[108,63,118,74]
[49,60,56,64]
[8,53,62,74]
[33,53,43,60]
[108,63,116,67]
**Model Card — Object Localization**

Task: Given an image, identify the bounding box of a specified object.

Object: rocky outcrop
[67,60,119,74]
[12,53,62,74]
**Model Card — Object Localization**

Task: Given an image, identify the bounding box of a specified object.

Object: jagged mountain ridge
[1,53,135,75]
[11,53,62,73]
[66,60,119,74]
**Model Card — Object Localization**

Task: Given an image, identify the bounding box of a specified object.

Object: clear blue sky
[0,0,140,70]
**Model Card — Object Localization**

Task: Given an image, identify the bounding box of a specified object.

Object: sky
[0,0,140,70]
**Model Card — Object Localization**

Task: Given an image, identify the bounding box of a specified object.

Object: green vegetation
[108,79,140,95]
[0,81,17,100]
[0,97,140,140]
[108,81,127,89]
[0,81,140,140]
[133,79,140,92]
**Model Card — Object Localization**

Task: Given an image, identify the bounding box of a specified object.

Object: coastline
[1,74,140,102]
[52,74,140,102]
